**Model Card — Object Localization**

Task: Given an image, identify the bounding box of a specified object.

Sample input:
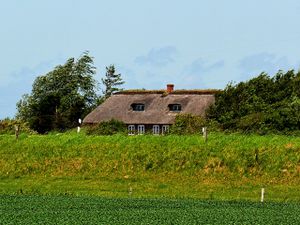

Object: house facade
[83,84,217,134]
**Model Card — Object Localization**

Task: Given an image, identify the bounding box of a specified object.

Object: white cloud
[175,58,225,89]
[184,58,225,75]
[238,53,290,76]
[134,46,178,67]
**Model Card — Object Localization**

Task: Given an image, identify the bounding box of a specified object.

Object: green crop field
[1,195,300,224]
[1,131,300,201]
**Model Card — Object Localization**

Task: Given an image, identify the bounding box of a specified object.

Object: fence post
[202,127,207,142]
[14,125,20,140]
[261,188,265,202]
[77,118,82,133]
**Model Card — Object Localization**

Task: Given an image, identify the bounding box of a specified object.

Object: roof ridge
[115,89,220,95]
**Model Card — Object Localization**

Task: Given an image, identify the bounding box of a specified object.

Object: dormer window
[168,104,181,112]
[131,103,145,111]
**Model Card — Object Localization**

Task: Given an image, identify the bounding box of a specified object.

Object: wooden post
[202,127,207,143]
[14,125,20,140]
[77,118,82,133]
[261,188,265,202]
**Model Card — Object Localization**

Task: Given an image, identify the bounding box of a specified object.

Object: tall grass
[1,132,299,177]
[1,132,300,200]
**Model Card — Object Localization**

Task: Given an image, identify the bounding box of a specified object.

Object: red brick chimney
[167,84,174,93]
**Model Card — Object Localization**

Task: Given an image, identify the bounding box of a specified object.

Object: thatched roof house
[83,84,218,134]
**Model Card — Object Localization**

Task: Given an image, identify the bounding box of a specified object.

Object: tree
[101,65,124,100]
[16,52,99,133]
[207,69,300,133]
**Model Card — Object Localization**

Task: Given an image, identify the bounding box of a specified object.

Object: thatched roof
[117,89,220,95]
[83,90,216,125]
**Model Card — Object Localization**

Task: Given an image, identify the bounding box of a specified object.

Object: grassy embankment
[0,132,300,201]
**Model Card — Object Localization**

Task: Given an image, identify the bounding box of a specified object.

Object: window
[162,125,169,134]
[153,125,160,135]
[137,125,145,135]
[128,125,135,135]
[168,104,181,112]
[131,103,145,111]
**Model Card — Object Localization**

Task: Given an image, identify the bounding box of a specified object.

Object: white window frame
[172,104,181,111]
[136,104,144,111]
[137,125,145,135]
[169,104,182,112]
[132,104,145,111]
[162,125,169,134]
[152,125,160,135]
[128,125,135,135]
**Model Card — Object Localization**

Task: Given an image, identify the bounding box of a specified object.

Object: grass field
[1,132,300,201]
[1,195,300,224]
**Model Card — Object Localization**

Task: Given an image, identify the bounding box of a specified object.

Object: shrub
[237,113,265,132]
[171,114,206,135]
[0,118,36,135]
[85,119,126,135]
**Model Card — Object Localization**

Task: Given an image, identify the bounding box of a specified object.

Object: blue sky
[1,0,300,118]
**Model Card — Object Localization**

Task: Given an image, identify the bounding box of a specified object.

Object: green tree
[101,65,124,100]
[16,52,98,133]
[208,69,300,133]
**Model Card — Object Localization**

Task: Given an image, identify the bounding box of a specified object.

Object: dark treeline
[208,70,300,134]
